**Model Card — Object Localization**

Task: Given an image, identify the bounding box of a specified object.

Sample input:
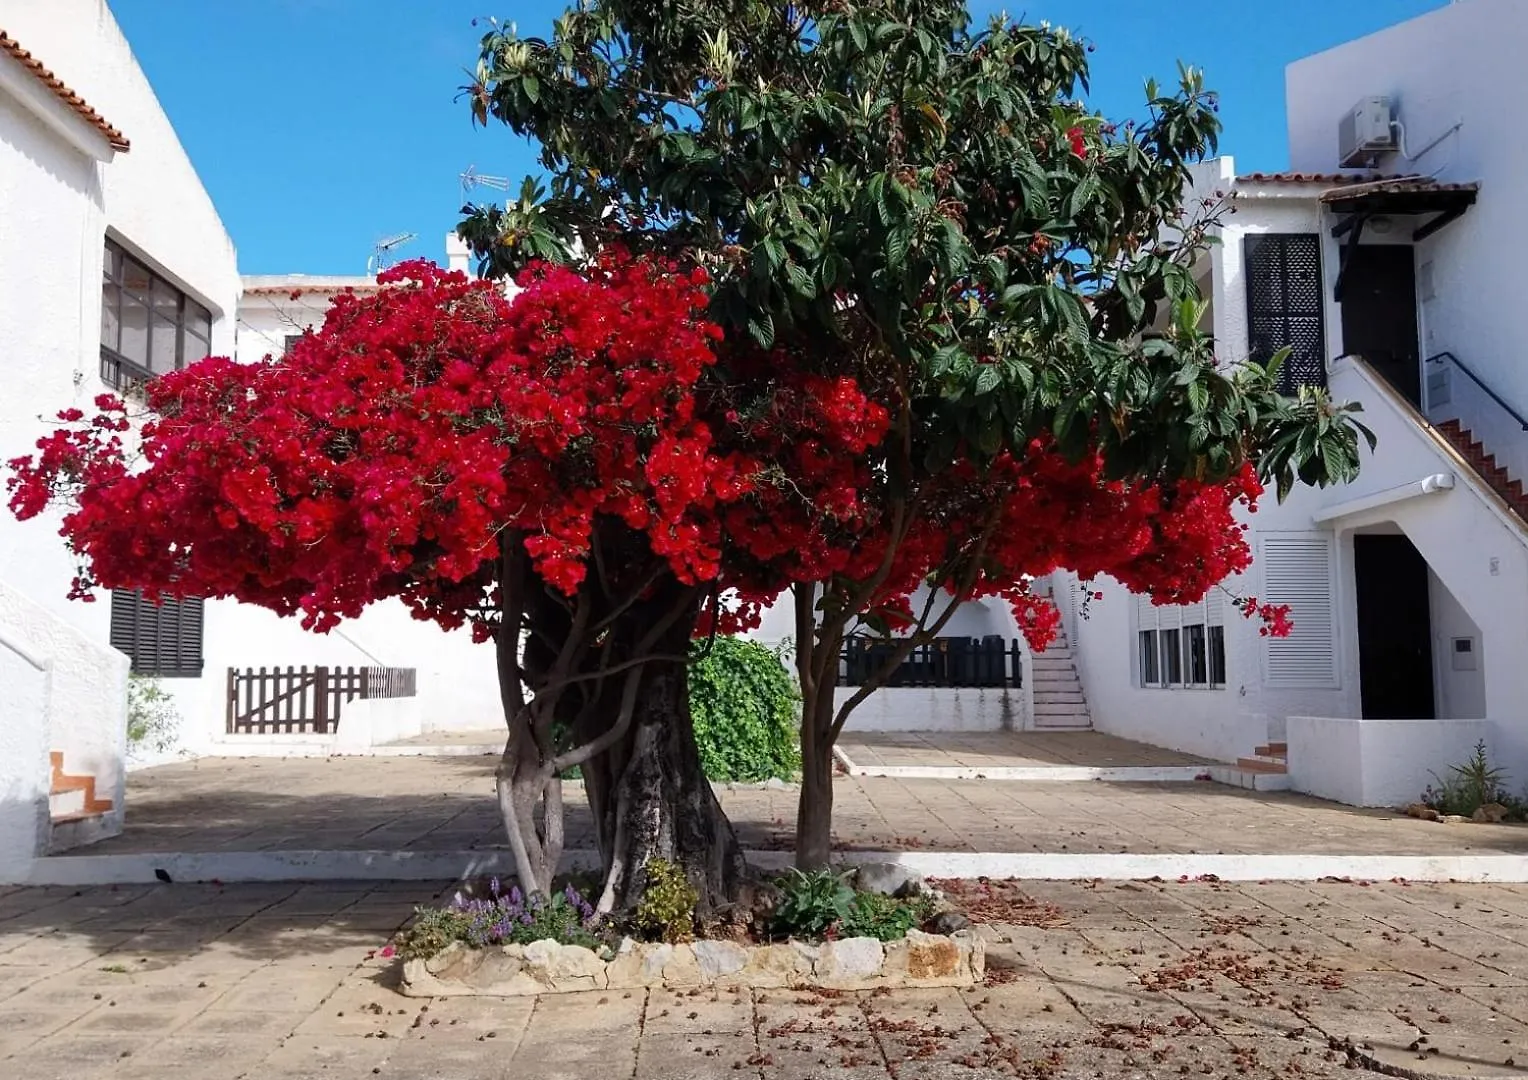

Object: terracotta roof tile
[1237,171,1381,185]
[242,283,381,297]
[1318,176,1480,202]
[0,30,129,151]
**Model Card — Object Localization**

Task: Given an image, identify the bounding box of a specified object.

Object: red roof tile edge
[0,30,129,151]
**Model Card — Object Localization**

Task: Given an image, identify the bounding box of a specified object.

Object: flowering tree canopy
[12,0,1371,903]
[457,0,1372,867]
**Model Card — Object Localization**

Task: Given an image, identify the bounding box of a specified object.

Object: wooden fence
[225,665,418,734]
[837,636,1022,689]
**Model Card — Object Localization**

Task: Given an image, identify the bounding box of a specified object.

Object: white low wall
[332,696,425,752]
[1286,715,1522,808]
[0,578,130,882]
[836,687,1023,733]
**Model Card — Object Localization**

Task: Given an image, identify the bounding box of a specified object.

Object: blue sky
[113,0,1445,275]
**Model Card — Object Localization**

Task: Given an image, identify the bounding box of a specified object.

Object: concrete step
[49,788,84,817]
[1032,668,1079,681]
[1033,691,1086,704]
[1035,702,1090,716]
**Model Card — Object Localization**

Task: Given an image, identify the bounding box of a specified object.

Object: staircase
[49,750,113,824]
[1030,628,1092,730]
[1435,420,1528,522]
[1237,741,1287,777]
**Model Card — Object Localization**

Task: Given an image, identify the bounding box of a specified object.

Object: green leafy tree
[458,1,1369,871]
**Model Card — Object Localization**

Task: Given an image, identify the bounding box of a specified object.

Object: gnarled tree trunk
[497,535,747,914]
[580,645,748,916]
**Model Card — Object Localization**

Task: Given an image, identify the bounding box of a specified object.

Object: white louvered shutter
[1259,534,1338,688]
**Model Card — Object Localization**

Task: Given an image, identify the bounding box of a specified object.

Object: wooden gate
[226,665,416,734]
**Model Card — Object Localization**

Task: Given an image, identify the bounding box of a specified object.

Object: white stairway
[1030,628,1093,730]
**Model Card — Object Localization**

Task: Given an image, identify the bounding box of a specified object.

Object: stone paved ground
[836,732,1211,769]
[83,757,1528,857]
[6,879,1528,1078]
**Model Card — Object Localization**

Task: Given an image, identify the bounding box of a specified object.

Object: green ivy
[688,637,800,782]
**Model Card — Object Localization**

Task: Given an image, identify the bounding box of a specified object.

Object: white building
[0,2,496,881]
[1053,0,1528,807]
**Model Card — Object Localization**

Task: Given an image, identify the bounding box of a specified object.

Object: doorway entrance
[1340,245,1421,406]
[1354,533,1434,719]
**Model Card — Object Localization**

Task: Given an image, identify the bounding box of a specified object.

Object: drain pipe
[1311,473,1454,524]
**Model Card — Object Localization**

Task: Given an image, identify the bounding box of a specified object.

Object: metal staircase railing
[1425,351,1528,432]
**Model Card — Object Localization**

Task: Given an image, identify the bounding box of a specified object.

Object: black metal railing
[837,636,1022,689]
[1427,351,1528,432]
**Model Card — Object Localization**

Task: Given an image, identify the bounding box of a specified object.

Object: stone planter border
[401,929,984,997]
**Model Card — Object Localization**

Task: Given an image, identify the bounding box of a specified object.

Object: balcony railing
[837,635,1022,689]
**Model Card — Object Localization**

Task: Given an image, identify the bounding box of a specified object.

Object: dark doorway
[1354,534,1435,719]
[1340,245,1421,406]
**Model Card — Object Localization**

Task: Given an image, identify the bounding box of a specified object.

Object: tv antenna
[460,165,514,202]
[368,231,417,276]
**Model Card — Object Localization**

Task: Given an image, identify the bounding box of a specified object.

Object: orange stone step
[1254,743,1288,759]
[49,751,113,815]
[1236,757,1288,775]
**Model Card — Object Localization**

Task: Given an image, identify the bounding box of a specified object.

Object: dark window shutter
[1244,234,1327,394]
[110,589,204,678]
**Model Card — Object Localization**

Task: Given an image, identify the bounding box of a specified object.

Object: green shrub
[1423,740,1526,818]
[689,636,800,782]
[634,858,699,943]
[127,674,180,753]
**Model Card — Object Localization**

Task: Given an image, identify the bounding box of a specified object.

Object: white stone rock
[693,939,749,981]
[854,861,922,896]
[816,936,885,988]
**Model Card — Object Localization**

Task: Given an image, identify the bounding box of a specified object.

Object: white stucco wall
[1428,569,1487,720]
[1286,0,1528,481]
[1287,715,1506,808]
[0,577,129,880]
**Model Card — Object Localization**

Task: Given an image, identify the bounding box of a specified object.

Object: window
[1209,625,1227,686]
[100,238,212,388]
[1161,628,1183,685]
[283,334,304,357]
[109,589,204,678]
[1136,591,1228,690]
[1138,630,1161,686]
[1260,534,1339,689]
[1245,233,1326,395]
[1185,624,1208,685]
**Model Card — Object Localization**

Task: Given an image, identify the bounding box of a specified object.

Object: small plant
[126,674,180,753]
[1424,741,1509,817]
[842,891,933,942]
[98,963,129,974]
[772,868,856,939]
[634,858,699,943]
[397,877,602,960]
[397,907,471,961]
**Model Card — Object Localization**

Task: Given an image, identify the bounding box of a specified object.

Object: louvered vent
[1260,535,1338,688]
[110,589,204,678]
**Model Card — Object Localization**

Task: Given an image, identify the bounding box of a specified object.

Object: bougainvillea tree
[455,0,1371,869]
[12,2,1372,907]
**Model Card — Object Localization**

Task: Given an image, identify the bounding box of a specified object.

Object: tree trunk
[546,582,748,916]
[589,654,748,916]
[794,665,838,869]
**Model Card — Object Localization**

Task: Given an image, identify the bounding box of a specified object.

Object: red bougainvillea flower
[9,255,1288,651]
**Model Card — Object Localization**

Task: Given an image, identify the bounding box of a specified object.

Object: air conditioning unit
[1338,96,1396,167]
